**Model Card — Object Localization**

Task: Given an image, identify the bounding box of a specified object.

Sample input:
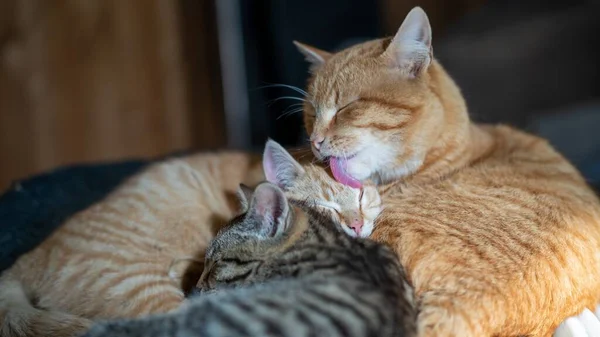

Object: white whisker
[256,83,309,97]
[277,107,305,120]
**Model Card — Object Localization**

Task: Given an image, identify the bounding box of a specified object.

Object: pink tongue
[330,157,362,189]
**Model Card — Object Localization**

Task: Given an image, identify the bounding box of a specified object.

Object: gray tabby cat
[83,182,416,337]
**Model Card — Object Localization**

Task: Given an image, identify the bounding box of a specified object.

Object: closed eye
[337,99,358,114]
[315,200,342,213]
[216,269,253,283]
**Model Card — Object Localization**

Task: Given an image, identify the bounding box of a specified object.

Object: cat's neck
[380,62,495,187]
[417,123,493,181]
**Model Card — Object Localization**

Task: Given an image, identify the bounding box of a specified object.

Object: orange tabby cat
[295,7,600,337]
[0,152,264,337]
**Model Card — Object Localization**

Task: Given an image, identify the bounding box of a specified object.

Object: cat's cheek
[364,207,383,224]
[360,221,375,238]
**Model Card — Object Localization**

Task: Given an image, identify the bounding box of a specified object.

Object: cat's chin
[344,145,396,183]
[340,155,378,184]
[340,225,359,238]
[325,143,390,184]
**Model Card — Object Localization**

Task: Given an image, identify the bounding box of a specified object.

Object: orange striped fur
[0,152,264,337]
[296,7,600,337]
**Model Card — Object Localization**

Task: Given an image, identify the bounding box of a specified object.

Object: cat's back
[4,151,264,317]
[381,124,600,237]
[459,124,599,211]
[261,217,417,334]
[201,276,413,337]
[20,151,262,259]
[378,124,600,274]
[86,275,416,337]
[375,124,600,332]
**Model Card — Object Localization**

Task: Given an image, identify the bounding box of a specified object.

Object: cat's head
[199,181,328,290]
[263,139,381,238]
[295,7,468,184]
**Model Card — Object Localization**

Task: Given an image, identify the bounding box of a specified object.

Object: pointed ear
[293,41,332,71]
[247,183,290,238]
[263,139,306,190]
[384,7,432,78]
[236,184,254,213]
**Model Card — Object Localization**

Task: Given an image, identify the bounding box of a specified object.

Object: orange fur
[297,7,600,337]
[0,152,264,337]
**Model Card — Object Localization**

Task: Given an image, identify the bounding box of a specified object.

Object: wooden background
[0,0,225,190]
[0,0,482,191]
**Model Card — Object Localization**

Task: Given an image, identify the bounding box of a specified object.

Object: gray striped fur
[83,182,416,337]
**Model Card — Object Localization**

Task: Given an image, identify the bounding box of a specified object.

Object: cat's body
[377,123,600,336]
[295,7,600,336]
[0,152,264,337]
[83,182,416,337]
[0,143,383,337]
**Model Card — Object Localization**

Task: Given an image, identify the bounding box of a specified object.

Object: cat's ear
[263,139,306,190]
[293,41,331,71]
[247,182,290,238]
[236,184,254,213]
[383,7,432,78]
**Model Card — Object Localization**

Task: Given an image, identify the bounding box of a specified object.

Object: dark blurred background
[1,0,599,190]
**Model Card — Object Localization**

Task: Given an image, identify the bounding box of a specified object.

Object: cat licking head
[295,7,469,185]
[262,140,381,238]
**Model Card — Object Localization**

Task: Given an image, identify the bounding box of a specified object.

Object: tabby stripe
[256,298,284,311]
[219,269,253,283]
[310,287,374,332]
[310,225,328,242]
[252,298,286,336]
[400,209,521,265]
[211,301,252,336]
[356,121,409,131]
[97,270,168,296]
[59,227,103,246]
[359,97,420,112]
[220,257,261,265]
[340,286,388,325]
[84,221,150,254]
[95,212,162,249]
[430,204,523,263]
[233,298,255,312]
[335,259,365,276]
[140,294,183,314]
[299,295,353,337]
[294,306,319,337]
[62,263,128,292]
[127,280,178,304]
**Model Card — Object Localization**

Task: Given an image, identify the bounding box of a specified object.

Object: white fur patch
[321,108,336,124]
[344,136,398,181]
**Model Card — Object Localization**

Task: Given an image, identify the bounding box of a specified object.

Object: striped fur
[83,182,417,337]
[0,152,264,337]
[296,7,600,337]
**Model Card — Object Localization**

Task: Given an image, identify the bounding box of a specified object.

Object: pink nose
[311,135,325,150]
[349,218,363,235]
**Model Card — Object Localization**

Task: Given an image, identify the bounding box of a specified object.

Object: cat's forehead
[289,165,358,203]
[308,40,388,104]
[208,219,255,255]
